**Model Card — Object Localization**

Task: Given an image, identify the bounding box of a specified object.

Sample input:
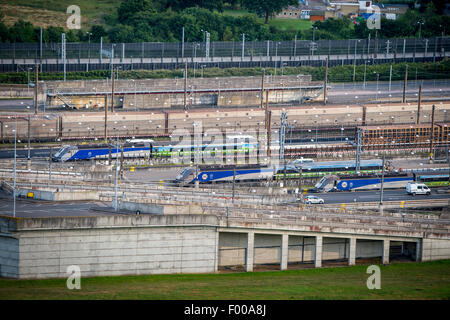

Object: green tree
[90,25,108,42]
[0,8,8,42]
[118,0,155,24]
[108,24,136,43]
[160,0,224,12]
[241,0,297,24]
[419,0,446,14]
[313,17,355,39]
[8,20,37,42]
[43,26,64,42]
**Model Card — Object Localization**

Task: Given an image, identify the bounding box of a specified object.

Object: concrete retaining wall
[1,213,449,279]
[421,238,450,262]
[288,236,315,263]
[17,226,216,279]
[117,201,205,215]
[43,75,316,110]
[3,214,219,279]
[218,232,247,266]
[15,188,100,201]
[0,235,19,278]
[356,239,383,258]
[254,234,282,265]
[0,217,19,278]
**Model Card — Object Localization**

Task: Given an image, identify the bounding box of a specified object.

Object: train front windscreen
[52,146,69,161]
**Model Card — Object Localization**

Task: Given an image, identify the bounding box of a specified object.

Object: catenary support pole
[402,65,408,103]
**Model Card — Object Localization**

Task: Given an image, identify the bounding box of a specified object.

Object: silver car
[303,195,325,204]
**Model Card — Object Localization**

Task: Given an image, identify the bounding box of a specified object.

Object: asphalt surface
[0,148,52,159]
[0,190,114,218]
[0,80,449,111]
[327,80,450,105]
[309,188,450,204]
[0,186,448,218]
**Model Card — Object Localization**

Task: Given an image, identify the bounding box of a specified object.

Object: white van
[406,183,431,196]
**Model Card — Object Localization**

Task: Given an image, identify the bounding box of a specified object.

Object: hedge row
[1,59,449,84]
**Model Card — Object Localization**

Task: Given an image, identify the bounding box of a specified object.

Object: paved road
[0,185,448,218]
[0,99,42,112]
[0,190,114,218]
[327,80,450,104]
[0,80,449,111]
[0,148,52,159]
[308,188,450,204]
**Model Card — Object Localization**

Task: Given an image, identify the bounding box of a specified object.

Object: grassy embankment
[0,260,449,300]
[1,60,449,84]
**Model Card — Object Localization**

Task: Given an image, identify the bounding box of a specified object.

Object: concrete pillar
[415,239,422,262]
[280,234,289,270]
[382,239,390,264]
[315,235,322,268]
[348,237,356,266]
[246,232,254,272]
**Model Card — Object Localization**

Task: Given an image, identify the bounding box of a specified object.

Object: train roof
[418,174,449,179]
[275,165,299,171]
[297,159,382,169]
[195,164,269,170]
[337,173,409,179]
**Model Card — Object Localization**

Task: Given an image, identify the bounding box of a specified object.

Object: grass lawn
[1,260,449,300]
[222,9,250,17]
[0,0,121,29]
[269,19,312,32]
[223,9,312,32]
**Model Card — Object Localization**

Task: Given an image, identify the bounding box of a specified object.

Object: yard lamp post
[193,43,200,78]
[13,117,17,218]
[114,132,119,212]
[87,32,92,71]
[353,40,361,83]
[374,72,380,101]
[417,21,424,39]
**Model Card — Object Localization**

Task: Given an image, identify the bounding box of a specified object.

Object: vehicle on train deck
[175,165,274,184]
[406,182,431,196]
[52,138,257,162]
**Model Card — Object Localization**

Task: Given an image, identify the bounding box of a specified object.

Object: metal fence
[1,37,448,61]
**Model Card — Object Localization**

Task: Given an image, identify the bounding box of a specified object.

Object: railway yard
[2,1,450,307]
[1,72,450,282]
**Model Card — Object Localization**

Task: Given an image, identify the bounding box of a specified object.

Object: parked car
[303,195,325,204]
[406,183,431,196]
[291,158,314,166]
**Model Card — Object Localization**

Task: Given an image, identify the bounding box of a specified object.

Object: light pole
[27,68,32,94]
[241,33,245,60]
[87,32,92,71]
[312,26,317,43]
[353,40,360,82]
[27,114,31,160]
[275,42,280,75]
[201,65,206,78]
[417,21,424,39]
[363,60,368,88]
[388,64,392,100]
[311,27,318,58]
[379,153,385,206]
[13,117,17,218]
[201,29,207,43]
[374,72,380,101]
[114,133,119,211]
[193,43,200,78]
[131,79,137,111]
[281,63,287,76]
